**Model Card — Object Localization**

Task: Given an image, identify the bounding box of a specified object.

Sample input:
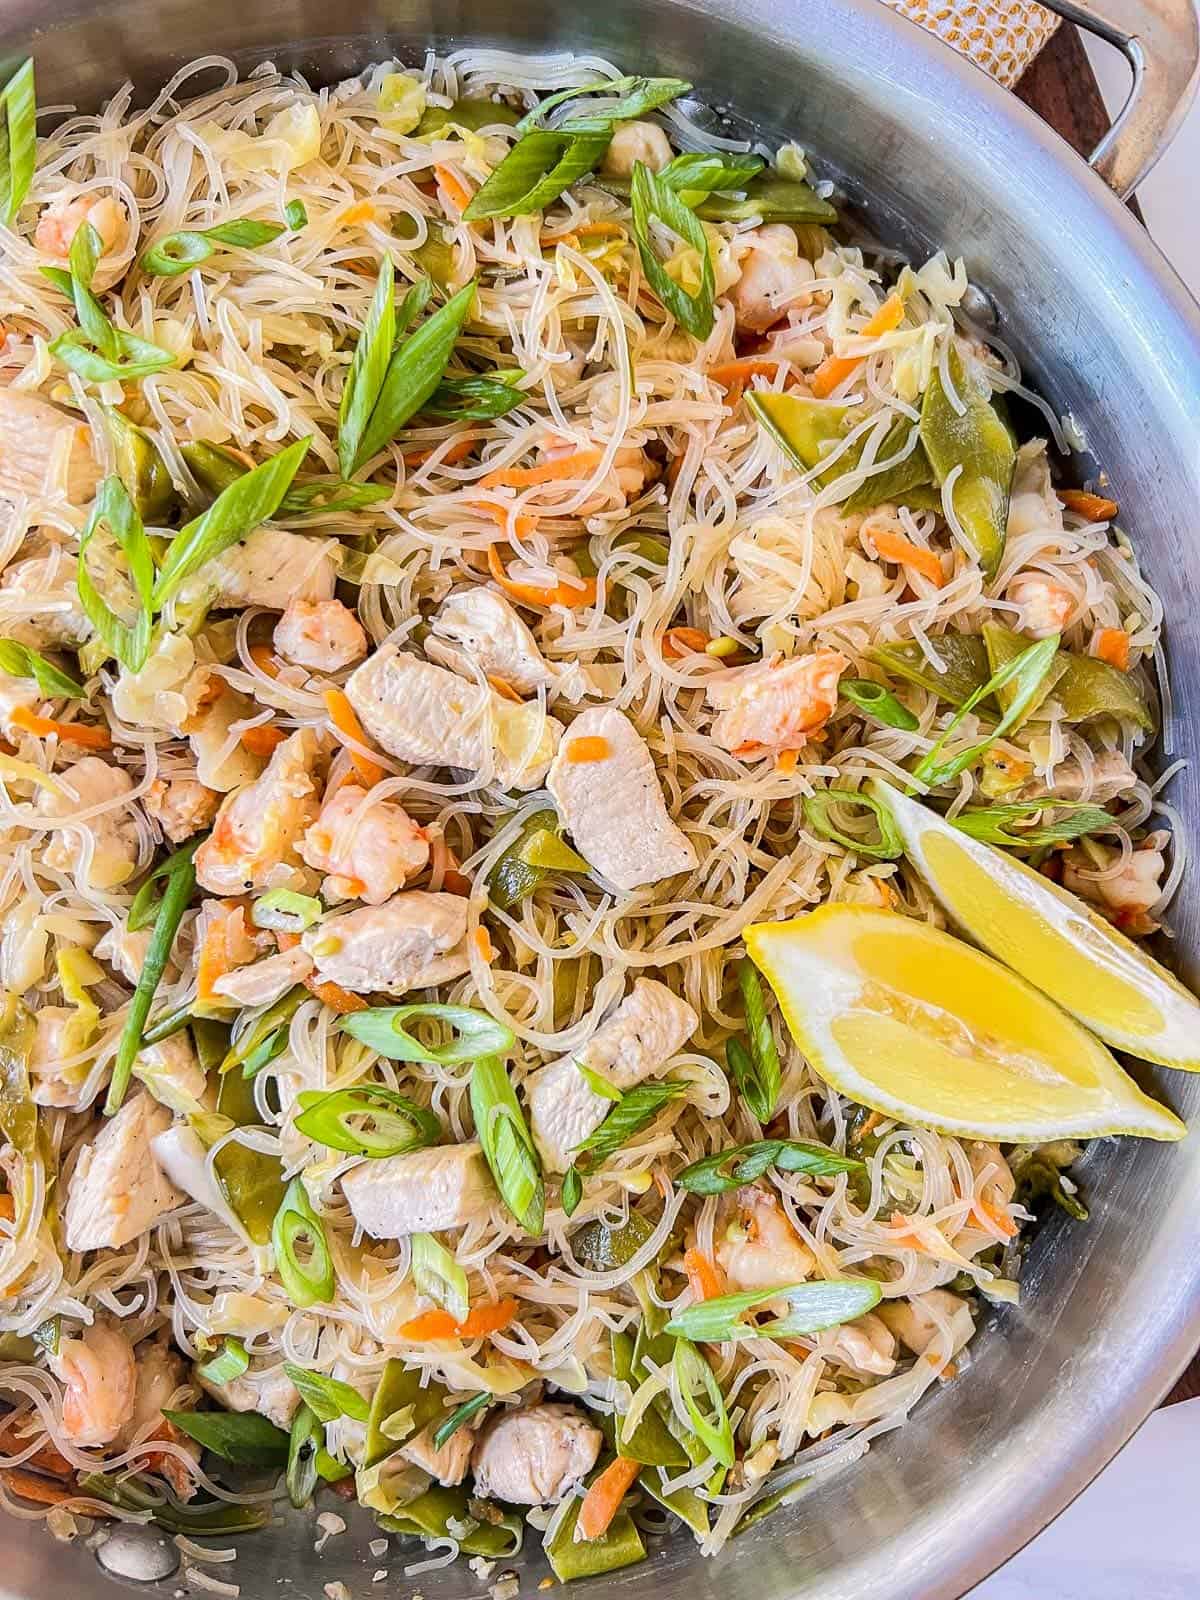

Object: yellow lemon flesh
[745,905,1184,1142]
[874,780,1200,1072]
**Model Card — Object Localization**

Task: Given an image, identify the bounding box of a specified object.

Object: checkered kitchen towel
[883,0,1060,87]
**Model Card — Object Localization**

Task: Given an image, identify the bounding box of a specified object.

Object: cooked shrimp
[729,225,816,333]
[1062,836,1167,931]
[706,649,849,756]
[35,192,127,288]
[195,728,325,895]
[145,775,221,843]
[1005,571,1075,638]
[51,1321,137,1448]
[817,1311,897,1376]
[299,783,430,904]
[713,1184,815,1293]
[274,597,368,674]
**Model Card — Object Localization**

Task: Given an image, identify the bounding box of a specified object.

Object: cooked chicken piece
[35,191,128,288]
[427,586,559,696]
[707,650,848,757]
[301,891,470,995]
[877,1289,975,1361]
[145,775,221,842]
[0,553,92,648]
[150,1122,243,1234]
[180,527,337,611]
[1006,440,1064,540]
[601,119,673,177]
[526,978,698,1172]
[729,225,816,334]
[212,944,315,1008]
[196,1360,300,1433]
[50,1320,137,1447]
[299,784,430,904]
[29,1006,91,1108]
[470,1403,601,1505]
[1020,748,1135,804]
[1062,838,1167,919]
[816,1311,897,1377]
[345,644,561,791]
[63,1094,184,1252]
[545,706,697,891]
[1005,571,1074,638]
[185,685,266,792]
[132,1031,209,1114]
[341,1141,495,1239]
[273,597,367,674]
[118,1337,201,1500]
[195,728,325,895]
[0,392,101,506]
[38,757,141,890]
[400,1420,474,1487]
[713,1184,815,1293]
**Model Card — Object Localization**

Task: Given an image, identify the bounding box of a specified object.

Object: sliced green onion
[282,1363,370,1424]
[575,1061,623,1103]
[911,634,1061,790]
[293,1084,441,1158]
[47,223,176,382]
[279,477,391,516]
[141,218,288,277]
[735,959,781,1124]
[630,161,714,339]
[79,1472,271,1534]
[432,1390,491,1450]
[338,253,400,479]
[152,436,310,609]
[0,639,84,698]
[104,844,196,1114]
[0,59,37,226]
[470,1054,544,1235]
[463,130,609,221]
[77,476,155,673]
[128,834,207,931]
[840,677,919,731]
[423,371,527,420]
[672,1338,733,1468]
[342,1002,515,1066]
[560,1164,583,1216]
[287,1401,322,1508]
[657,151,764,202]
[411,1230,470,1323]
[50,326,177,383]
[573,1080,687,1168]
[285,199,308,229]
[803,788,904,862]
[950,798,1113,849]
[195,1336,249,1385]
[272,1177,335,1308]
[676,1137,866,1195]
[251,888,322,933]
[514,75,690,135]
[665,1279,882,1343]
[220,987,304,1077]
[162,1407,290,1466]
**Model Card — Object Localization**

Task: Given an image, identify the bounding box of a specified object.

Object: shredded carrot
[566,735,610,764]
[577,220,625,239]
[0,1424,71,1480]
[402,434,477,468]
[775,749,800,775]
[870,528,944,587]
[541,230,580,252]
[304,974,368,1014]
[486,543,597,611]
[475,502,539,542]
[1092,627,1131,672]
[196,914,234,1004]
[0,1469,77,1507]
[1060,488,1118,521]
[705,358,785,390]
[10,707,111,749]
[480,448,603,491]
[487,674,524,704]
[240,722,287,757]
[474,927,495,963]
[400,1297,519,1341]
[323,688,384,787]
[430,831,472,896]
[339,200,379,227]
[810,292,906,398]
[435,166,475,214]
[683,1247,724,1302]
[0,1193,13,1222]
[275,931,301,952]
[661,626,710,660]
[972,1196,1019,1239]
[248,643,280,678]
[577,1456,641,1542]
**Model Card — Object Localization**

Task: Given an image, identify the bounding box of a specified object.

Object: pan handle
[1037,0,1200,196]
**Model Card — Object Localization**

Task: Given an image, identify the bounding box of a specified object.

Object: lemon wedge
[745,905,1185,1142]
[874,780,1200,1072]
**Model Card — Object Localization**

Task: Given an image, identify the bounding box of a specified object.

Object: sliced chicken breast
[0,390,101,505]
[470,1402,601,1504]
[64,1094,185,1252]
[301,891,470,994]
[195,727,325,895]
[180,527,337,610]
[341,1141,495,1239]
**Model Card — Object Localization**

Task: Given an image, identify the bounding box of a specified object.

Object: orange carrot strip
[240,723,287,757]
[435,166,475,214]
[0,1426,72,1480]
[0,1468,77,1507]
[486,543,597,611]
[10,707,111,749]
[400,1298,519,1341]
[870,528,944,587]
[972,1196,1019,1239]
[248,643,280,678]
[430,832,472,896]
[475,503,539,542]
[400,1309,459,1340]
[662,626,710,660]
[323,688,384,787]
[683,1247,724,1302]
[402,434,477,468]
[196,914,234,1005]
[1092,627,1131,672]
[339,201,379,227]
[474,927,495,963]
[577,1456,641,1543]
[0,1194,13,1223]
[487,674,524,704]
[705,358,785,389]
[304,974,368,1014]
[480,448,603,491]
[810,292,906,398]
[775,749,800,775]
[566,736,610,763]
[1060,488,1118,521]
[577,220,626,239]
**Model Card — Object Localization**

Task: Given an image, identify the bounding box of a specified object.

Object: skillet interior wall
[2,1,1199,1598]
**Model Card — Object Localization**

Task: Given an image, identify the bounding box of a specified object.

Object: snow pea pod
[380,1484,523,1557]
[983,621,1152,730]
[106,408,177,522]
[919,345,1016,578]
[870,635,991,707]
[750,392,937,512]
[543,1491,646,1581]
[697,174,837,224]
[611,1329,688,1468]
